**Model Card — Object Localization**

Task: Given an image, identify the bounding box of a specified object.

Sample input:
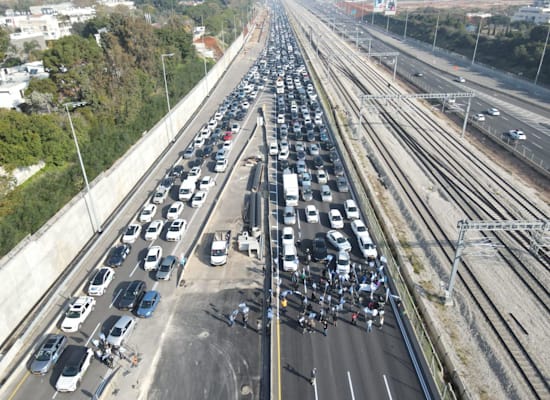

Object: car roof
[114,314,134,327]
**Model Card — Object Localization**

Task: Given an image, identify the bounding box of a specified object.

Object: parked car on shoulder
[30,334,68,375]
[106,244,131,267]
[106,315,137,347]
[139,204,157,223]
[136,290,161,318]
[88,267,115,296]
[122,224,141,244]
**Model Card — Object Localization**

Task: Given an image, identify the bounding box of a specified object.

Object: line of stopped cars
[27,45,267,393]
[265,16,379,278]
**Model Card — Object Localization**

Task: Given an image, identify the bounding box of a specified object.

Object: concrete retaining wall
[0,33,246,348]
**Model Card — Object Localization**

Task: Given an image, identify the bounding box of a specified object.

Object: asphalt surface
[266,6,429,400]
[312,2,550,169]
[6,18,268,400]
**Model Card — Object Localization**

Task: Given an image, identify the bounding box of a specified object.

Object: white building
[512,5,550,25]
[0,61,49,109]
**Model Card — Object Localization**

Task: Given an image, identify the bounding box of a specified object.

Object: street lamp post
[432,12,440,52]
[534,25,550,85]
[65,104,102,234]
[403,9,409,40]
[471,19,483,65]
[161,53,175,142]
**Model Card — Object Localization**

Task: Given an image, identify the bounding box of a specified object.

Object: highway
[6,18,269,400]
[267,5,434,400]
[310,2,550,170]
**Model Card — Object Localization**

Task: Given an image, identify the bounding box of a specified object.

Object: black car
[202,145,213,158]
[333,159,344,176]
[118,280,147,311]
[295,130,304,141]
[313,155,324,169]
[106,244,131,268]
[306,131,315,142]
[160,177,174,190]
[279,159,289,171]
[323,141,335,151]
[329,149,340,163]
[312,236,328,262]
[169,165,184,179]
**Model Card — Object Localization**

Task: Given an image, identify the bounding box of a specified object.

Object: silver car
[30,334,68,375]
[156,256,177,281]
[106,315,137,347]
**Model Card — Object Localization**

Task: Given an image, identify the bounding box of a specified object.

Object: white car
[507,129,526,140]
[178,184,195,201]
[329,209,344,229]
[326,230,352,252]
[55,347,93,392]
[454,76,466,83]
[215,159,228,172]
[344,199,360,220]
[269,141,279,156]
[166,219,187,241]
[188,166,201,180]
[138,204,157,223]
[305,205,319,223]
[295,142,305,153]
[166,202,184,220]
[282,244,299,272]
[88,267,115,296]
[277,114,285,124]
[281,226,295,247]
[106,315,137,347]
[336,251,351,276]
[241,101,250,110]
[317,169,328,184]
[278,148,290,160]
[194,136,205,148]
[144,246,162,271]
[199,176,215,190]
[145,219,164,241]
[231,123,241,133]
[152,187,169,205]
[122,224,141,244]
[214,112,223,121]
[61,296,96,332]
[358,234,378,260]
[215,149,227,161]
[320,185,332,203]
[473,113,485,122]
[487,108,500,116]
[222,141,232,152]
[284,206,296,225]
[351,219,369,238]
[191,190,207,208]
[279,140,289,152]
[309,143,320,155]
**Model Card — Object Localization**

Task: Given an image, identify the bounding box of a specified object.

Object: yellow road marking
[7,370,30,400]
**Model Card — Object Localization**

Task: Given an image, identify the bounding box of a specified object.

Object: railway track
[285,3,550,399]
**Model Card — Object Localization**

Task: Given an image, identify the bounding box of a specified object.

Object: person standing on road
[281,297,288,314]
[229,310,238,327]
[351,311,358,325]
[379,309,385,329]
[367,318,373,333]
[322,320,328,336]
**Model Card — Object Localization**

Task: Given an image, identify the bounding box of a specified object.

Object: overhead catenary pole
[65,104,102,234]
[534,24,550,85]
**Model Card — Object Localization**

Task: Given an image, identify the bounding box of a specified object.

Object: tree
[0,27,9,61]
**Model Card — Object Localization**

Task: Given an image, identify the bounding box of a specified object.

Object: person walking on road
[379,309,385,329]
[229,309,238,327]
[367,318,373,333]
[351,311,358,326]
[310,368,317,385]
[281,297,288,314]
[322,320,328,336]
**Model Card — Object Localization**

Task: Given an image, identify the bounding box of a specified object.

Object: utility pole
[432,12,440,52]
[534,24,550,85]
[471,19,483,65]
[403,8,409,40]
[386,15,390,32]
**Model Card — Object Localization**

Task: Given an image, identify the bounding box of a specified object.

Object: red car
[223,131,233,141]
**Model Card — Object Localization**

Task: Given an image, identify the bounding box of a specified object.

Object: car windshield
[123,291,136,299]
[146,255,157,262]
[126,227,136,235]
[62,366,79,377]
[336,237,345,244]
[160,265,170,272]
[92,272,105,285]
[212,249,225,256]
[110,327,123,337]
[114,247,124,256]
[356,226,367,233]
[35,350,52,361]
[141,301,153,308]
[284,255,295,261]
[66,310,81,318]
